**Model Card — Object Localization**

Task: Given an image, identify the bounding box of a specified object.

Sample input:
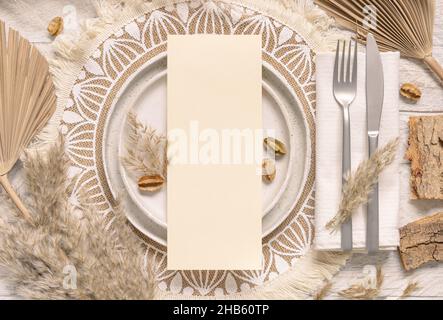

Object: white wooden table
[0,0,442,300]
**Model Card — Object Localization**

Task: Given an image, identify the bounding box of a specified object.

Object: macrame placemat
[55,0,348,299]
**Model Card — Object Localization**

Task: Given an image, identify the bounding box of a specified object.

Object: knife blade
[366,33,384,254]
[366,34,384,134]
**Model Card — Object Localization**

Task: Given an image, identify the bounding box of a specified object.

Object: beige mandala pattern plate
[60,0,316,297]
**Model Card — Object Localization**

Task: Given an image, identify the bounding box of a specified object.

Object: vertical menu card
[167,35,262,270]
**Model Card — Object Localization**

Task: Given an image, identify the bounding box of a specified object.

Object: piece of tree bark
[405,116,443,199]
[399,212,443,271]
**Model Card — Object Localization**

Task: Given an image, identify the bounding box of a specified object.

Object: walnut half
[138,175,165,192]
[400,83,422,103]
[47,17,64,37]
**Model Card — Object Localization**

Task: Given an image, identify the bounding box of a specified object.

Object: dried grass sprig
[339,266,383,300]
[0,21,56,224]
[314,281,333,300]
[314,0,443,84]
[401,281,420,299]
[0,137,156,299]
[122,112,167,179]
[326,138,399,231]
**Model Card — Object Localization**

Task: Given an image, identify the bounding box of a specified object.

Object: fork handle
[341,104,353,252]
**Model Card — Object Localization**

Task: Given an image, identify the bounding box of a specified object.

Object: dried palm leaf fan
[0,21,56,224]
[314,0,443,84]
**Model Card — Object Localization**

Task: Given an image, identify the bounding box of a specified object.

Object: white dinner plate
[103,53,308,246]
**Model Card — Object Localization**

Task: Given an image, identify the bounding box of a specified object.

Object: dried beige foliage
[326,138,399,231]
[401,282,420,299]
[314,0,443,83]
[339,266,384,300]
[0,21,56,224]
[314,281,333,300]
[122,112,167,179]
[0,137,156,299]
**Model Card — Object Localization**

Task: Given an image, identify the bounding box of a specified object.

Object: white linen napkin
[314,52,400,251]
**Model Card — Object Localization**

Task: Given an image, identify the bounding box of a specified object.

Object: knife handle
[367,133,379,254]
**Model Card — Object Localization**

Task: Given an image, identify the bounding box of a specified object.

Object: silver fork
[333,39,357,252]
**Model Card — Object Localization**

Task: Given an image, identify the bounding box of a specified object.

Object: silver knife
[366,33,384,254]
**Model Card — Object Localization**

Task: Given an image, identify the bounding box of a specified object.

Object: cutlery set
[333,34,385,253]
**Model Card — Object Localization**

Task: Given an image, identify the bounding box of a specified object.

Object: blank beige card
[167,35,262,270]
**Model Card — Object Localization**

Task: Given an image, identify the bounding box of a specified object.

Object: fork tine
[334,40,340,84]
[340,40,345,83]
[347,40,352,82]
[352,39,358,85]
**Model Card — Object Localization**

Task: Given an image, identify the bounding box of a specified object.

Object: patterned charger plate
[61,0,316,296]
